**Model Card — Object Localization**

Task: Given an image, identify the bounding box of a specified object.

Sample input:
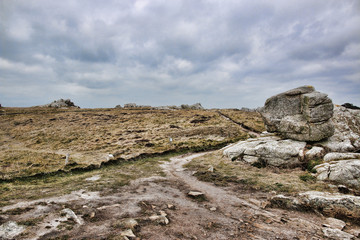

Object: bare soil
[2,151,359,240]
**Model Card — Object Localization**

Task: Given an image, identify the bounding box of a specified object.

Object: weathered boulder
[223,135,306,168]
[299,191,360,220]
[319,106,360,152]
[43,99,79,108]
[271,191,360,221]
[260,86,334,141]
[314,159,360,188]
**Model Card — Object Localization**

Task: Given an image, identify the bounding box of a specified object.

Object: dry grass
[0,107,257,179]
[185,150,331,194]
[218,109,265,133]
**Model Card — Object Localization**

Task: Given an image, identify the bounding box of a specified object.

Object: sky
[0,0,359,109]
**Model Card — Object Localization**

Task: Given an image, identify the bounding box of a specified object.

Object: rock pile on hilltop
[117,103,205,110]
[224,86,360,189]
[43,99,79,108]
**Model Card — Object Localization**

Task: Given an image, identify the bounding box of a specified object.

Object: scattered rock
[122,219,139,230]
[188,191,204,197]
[209,207,217,211]
[260,86,334,141]
[207,165,214,172]
[324,217,346,230]
[319,106,360,152]
[0,221,25,240]
[149,215,169,225]
[167,204,175,210]
[120,229,136,238]
[43,99,79,108]
[322,227,354,240]
[115,105,123,108]
[85,175,101,181]
[314,159,360,188]
[61,208,84,225]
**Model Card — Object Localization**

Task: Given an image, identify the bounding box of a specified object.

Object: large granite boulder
[319,105,360,152]
[260,86,334,141]
[223,135,306,168]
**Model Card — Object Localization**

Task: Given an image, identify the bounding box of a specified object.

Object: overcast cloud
[1,0,359,108]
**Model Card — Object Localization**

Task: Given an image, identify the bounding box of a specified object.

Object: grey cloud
[0,0,359,108]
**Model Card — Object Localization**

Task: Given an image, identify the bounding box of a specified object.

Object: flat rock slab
[0,221,25,240]
[188,191,204,197]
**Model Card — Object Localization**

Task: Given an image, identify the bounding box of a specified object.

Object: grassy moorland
[0,107,263,180]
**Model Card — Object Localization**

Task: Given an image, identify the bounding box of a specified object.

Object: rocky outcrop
[319,106,360,152]
[43,99,79,108]
[314,160,360,188]
[271,191,360,221]
[181,103,204,110]
[223,135,306,168]
[260,86,334,141]
[225,86,360,187]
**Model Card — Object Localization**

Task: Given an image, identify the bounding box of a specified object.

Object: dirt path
[0,152,337,239]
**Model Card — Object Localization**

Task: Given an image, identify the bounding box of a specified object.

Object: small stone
[61,208,84,225]
[167,204,175,210]
[90,212,95,218]
[149,215,169,225]
[122,219,138,230]
[208,165,214,172]
[120,229,136,238]
[209,207,217,211]
[85,175,101,181]
[159,210,167,217]
[188,191,204,197]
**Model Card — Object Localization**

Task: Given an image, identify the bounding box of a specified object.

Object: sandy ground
[1,152,357,239]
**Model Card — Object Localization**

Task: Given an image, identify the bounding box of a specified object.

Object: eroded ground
[4,152,359,240]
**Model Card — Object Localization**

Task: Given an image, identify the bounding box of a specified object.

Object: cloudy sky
[1,0,359,108]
